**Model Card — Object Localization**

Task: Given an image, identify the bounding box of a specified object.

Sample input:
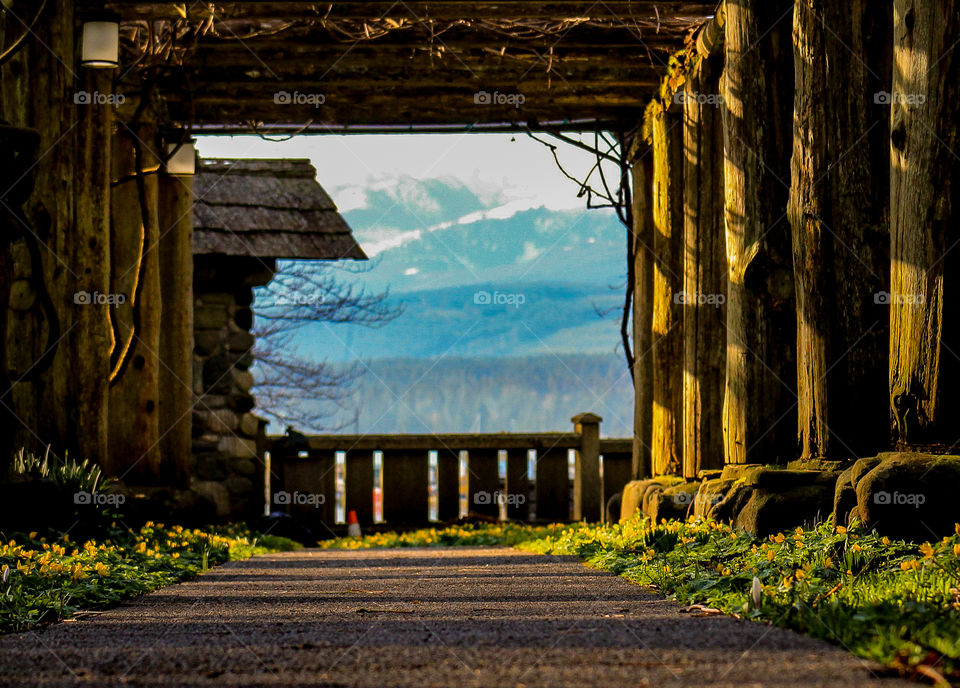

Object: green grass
[0,522,301,633]
[326,517,960,683]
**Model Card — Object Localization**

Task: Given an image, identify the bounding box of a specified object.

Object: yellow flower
[920,543,935,559]
[28,532,37,540]
[953,544,960,557]
[774,534,785,544]
[767,549,776,562]
[852,544,862,552]
[881,537,890,546]
[836,526,847,535]
[795,569,805,580]
[824,557,833,568]
[94,563,110,576]
[900,560,920,571]
[71,562,85,581]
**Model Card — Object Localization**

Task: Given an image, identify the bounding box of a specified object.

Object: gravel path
[0,547,909,687]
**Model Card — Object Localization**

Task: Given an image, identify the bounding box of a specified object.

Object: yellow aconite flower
[881,537,890,546]
[836,526,847,535]
[774,534,785,544]
[795,570,805,580]
[94,563,110,576]
[901,560,920,570]
[71,562,85,581]
[767,549,776,562]
[953,544,960,557]
[920,543,935,559]
[852,544,862,552]
[28,532,37,540]
[824,557,834,568]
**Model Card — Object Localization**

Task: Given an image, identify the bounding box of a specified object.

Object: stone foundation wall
[190,256,274,521]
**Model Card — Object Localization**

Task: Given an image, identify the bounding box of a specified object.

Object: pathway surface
[0,548,909,687]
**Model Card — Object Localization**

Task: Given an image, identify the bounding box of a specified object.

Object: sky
[196,132,618,230]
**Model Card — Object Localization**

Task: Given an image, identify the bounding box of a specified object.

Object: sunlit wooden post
[572,412,602,521]
[630,143,655,480]
[888,0,960,446]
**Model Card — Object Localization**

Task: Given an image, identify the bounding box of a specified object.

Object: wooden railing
[267,412,632,531]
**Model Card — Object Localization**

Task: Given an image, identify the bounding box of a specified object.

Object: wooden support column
[631,146,654,480]
[682,51,727,478]
[109,121,163,480]
[721,0,797,465]
[889,0,960,445]
[534,447,570,521]
[382,450,429,525]
[466,448,500,519]
[789,0,891,459]
[504,449,530,521]
[435,448,460,522]
[158,171,194,484]
[572,412,602,521]
[69,69,113,466]
[651,109,684,476]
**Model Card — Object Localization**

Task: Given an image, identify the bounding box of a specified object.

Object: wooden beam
[681,52,725,478]
[789,0,890,459]
[721,0,796,465]
[631,145,654,480]
[889,0,960,446]
[650,108,683,476]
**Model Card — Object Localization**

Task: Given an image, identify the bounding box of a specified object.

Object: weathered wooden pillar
[889,0,960,446]
[109,120,163,480]
[158,170,194,484]
[631,145,654,480]
[721,0,797,465]
[651,109,684,475]
[382,450,429,524]
[504,449,530,521]
[789,0,891,459]
[69,69,113,466]
[572,412,602,521]
[435,448,460,522]
[534,447,569,521]
[1,0,77,460]
[682,50,727,478]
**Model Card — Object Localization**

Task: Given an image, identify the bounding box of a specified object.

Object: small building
[188,158,366,520]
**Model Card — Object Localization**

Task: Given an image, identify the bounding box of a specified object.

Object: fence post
[572,412,602,521]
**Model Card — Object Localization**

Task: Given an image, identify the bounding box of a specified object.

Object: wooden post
[889,0,960,445]
[435,448,460,522]
[631,146,655,480]
[109,121,163,481]
[69,69,112,466]
[651,110,684,476]
[682,53,727,478]
[504,449,530,521]
[721,0,797,465]
[572,412,602,521]
[158,172,194,484]
[789,0,891,459]
[279,453,336,535]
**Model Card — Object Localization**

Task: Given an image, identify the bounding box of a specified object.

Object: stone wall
[190,255,274,521]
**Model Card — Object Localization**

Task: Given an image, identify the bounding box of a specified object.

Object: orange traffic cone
[347,510,361,537]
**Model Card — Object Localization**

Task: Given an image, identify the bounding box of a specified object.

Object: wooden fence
[267,413,631,531]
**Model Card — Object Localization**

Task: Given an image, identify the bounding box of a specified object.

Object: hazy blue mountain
[254,176,633,434]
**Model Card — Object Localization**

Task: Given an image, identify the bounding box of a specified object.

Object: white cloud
[404,267,420,276]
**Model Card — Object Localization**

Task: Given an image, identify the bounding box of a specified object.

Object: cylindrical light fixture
[165,140,197,176]
[81,13,120,69]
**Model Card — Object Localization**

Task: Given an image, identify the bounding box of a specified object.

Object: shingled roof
[192,158,367,260]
